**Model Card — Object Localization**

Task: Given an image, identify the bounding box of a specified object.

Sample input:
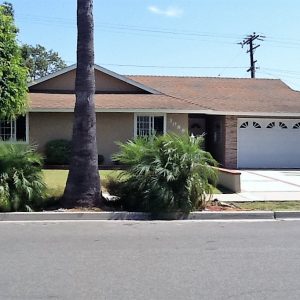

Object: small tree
[21,44,67,82]
[0,5,27,119]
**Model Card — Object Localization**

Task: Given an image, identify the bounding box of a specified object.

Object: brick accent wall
[224,115,237,169]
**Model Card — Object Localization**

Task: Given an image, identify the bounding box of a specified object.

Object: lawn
[234,201,300,211]
[42,169,122,197]
[43,171,300,211]
[43,169,222,197]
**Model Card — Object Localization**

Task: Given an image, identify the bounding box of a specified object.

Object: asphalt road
[0,220,300,300]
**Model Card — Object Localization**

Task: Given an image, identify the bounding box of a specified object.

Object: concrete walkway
[214,170,300,202]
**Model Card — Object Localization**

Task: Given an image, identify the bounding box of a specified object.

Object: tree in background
[0,4,27,119]
[1,2,66,82]
[1,1,13,17]
[63,0,101,207]
[21,44,67,82]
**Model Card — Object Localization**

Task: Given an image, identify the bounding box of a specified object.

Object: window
[0,116,27,142]
[266,122,275,128]
[293,122,300,129]
[253,121,261,128]
[279,121,288,129]
[135,114,165,137]
[240,122,249,128]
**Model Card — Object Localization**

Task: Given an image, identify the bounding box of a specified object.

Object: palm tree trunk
[62,0,100,207]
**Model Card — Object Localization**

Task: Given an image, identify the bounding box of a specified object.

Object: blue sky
[9,0,300,90]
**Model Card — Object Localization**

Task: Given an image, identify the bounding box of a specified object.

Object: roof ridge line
[127,75,280,80]
[162,93,213,111]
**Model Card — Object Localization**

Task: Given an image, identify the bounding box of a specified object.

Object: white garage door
[237,118,300,168]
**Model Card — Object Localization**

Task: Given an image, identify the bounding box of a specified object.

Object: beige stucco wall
[29,112,134,164]
[30,70,77,92]
[29,112,189,165]
[166,113,188,134]
[94,72,143,93]
[96,113,133,162]
[29,112,73,151]
[30,69,143,93]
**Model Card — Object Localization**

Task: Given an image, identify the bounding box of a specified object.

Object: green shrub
[0,182,10,212]
[98,154,104,165]
[45,139,71,165]
[112,134,218,214]
[0,143,47,211]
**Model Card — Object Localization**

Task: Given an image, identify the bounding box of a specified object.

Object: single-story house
[2,64,300,169]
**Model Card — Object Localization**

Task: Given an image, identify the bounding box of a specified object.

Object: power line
[217,49,243,77]
[258,69,300,80]
[16,13,244,39]
[262,68,300,75]
[14,14,251,45]
[97,63,247,69]
[52,60,300,77]
[15,13,300,49]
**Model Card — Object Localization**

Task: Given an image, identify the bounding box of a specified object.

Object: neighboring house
[2,64,300,169]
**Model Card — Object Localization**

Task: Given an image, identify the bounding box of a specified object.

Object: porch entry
[188,114,224,165]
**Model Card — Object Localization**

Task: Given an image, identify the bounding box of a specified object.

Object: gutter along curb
[1,210,299,221]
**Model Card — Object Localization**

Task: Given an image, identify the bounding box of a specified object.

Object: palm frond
[112,133,218,213]
[0,143,46,211]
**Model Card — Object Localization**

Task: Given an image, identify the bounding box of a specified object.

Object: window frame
[134,113,166,137]
[0,113,29,144]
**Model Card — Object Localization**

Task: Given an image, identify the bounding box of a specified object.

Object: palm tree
[62,0,100,207]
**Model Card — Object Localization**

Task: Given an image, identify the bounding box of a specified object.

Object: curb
[189,211,274,220]
[0,210,297,221]
[0,212,150,221]
[274,211,300,219]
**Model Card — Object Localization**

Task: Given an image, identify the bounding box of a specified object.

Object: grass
[212,186,222,194]
[234,201,300,211]
[43,169,221,197]
[42,169,122,198]
[42,170,300,211]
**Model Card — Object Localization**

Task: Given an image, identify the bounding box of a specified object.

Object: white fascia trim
[25,113,29,143]
[28,64,161,95]
[29,108,74,113]
[28,108,300,117]
[217,111,300,117]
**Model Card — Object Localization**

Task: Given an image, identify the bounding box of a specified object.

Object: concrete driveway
[241,170,300,192]
[217,170,300,201]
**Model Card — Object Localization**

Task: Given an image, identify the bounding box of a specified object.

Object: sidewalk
[213,192,300,202]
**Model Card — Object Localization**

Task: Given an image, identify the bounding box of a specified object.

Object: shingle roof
[29,93,202,111]
[29,73,300,114]
[128,76,300,114]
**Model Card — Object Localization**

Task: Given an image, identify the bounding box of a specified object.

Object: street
[0,220,300,300]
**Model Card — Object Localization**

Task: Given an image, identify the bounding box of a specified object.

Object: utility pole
[239,32,265,78]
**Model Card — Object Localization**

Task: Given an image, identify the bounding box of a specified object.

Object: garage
[237,118,300,168]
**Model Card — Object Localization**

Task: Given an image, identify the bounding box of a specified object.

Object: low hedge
[45,139,105,165]
[45,139,71,165]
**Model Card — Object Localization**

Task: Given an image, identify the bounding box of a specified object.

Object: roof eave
[27,108,300,117]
